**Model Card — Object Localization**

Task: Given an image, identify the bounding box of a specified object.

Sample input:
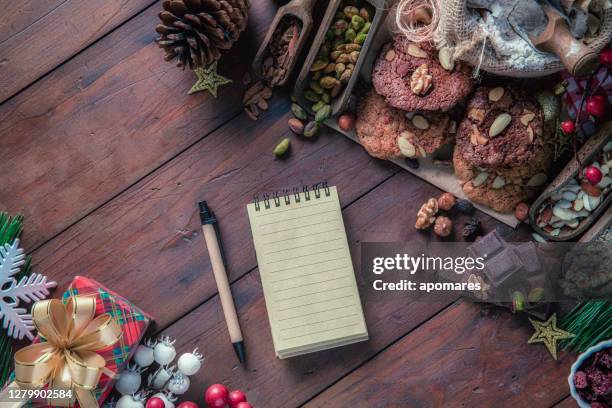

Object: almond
[520,112,536,126]
[489,113,512,137]
[526,126,534,142]
[385,49,396,61]
[398,133,416,157]
[472,172,489,187]
[412,115,429,130]
[492,176,506,189]
[407,44,428,58]
[438,47,454,71]
[488,87,505,102]
[526,173,547,187]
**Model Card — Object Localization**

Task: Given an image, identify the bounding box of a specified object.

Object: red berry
[600,47,612,67]
[205,384,230,408]
[177,403,199,408]
[235,403,253,408]
[560,120,575,135]
[228,390,247,407]
[585,166,603,185]
[586,95,606,117]
[146,397,166,408]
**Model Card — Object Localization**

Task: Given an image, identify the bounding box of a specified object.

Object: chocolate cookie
[453,145,552,213]
[356,89,453,160]
[372,37,474,112]
[456,86,547,168]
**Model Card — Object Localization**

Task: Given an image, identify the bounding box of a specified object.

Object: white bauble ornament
[151,392,176,408]
[167,372,190,395]
[116,363,144,395]
[177,348,203,376]
[148,365,175,389]
[116,393,146,408]
[153,336,176,365]
[134,338,157,368]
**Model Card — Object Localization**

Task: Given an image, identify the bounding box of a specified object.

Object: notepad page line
[276,294,355,312]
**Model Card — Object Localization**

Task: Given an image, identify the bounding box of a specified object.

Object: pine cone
[156,0,250,69]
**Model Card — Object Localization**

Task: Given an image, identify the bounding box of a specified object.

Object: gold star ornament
[188,61,232,97]
[528,313,575,360]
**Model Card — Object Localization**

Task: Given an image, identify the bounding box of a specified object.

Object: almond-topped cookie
[372,37,474,112]
[453,145,552,213]
[356,89,453,160]
[455,86,546,168]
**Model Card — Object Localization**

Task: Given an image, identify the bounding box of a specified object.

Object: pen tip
[233,341,246,364]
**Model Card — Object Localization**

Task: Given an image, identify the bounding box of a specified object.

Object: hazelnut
[410,64,433,95]
[337,113,356,131]
[434,216,453,237]
[514,202,529,222]
[437,192,456,211]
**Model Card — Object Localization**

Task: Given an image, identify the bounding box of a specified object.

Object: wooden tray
[529,122,612,241]
[293,0,390,116]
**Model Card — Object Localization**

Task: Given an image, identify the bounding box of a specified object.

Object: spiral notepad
[247,184,368,359]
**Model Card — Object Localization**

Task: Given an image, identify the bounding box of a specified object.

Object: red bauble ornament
[146,397,166,408]
[560,120,576,135]
[585,166,603,185]
[235,403,253,408]
[228,390,247,407]
[586,95,606,118]
[177,402,200,408]
[600,47,612,67]
[205,384,230,408]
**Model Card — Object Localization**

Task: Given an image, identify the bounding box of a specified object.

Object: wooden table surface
[0,1,579,407]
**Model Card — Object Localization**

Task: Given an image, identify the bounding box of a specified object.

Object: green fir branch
[559,301,612,353]
[0,213,32,387]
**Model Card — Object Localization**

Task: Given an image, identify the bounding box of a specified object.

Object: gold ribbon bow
[11,296,122,407]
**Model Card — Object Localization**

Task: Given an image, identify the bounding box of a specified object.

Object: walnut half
[410,64,433,96]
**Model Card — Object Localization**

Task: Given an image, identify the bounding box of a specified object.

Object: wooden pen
[198,201,246,363]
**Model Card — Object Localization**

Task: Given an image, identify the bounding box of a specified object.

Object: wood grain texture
[151,173,511,407]
[0,3,276,248]
[552,396,577,408]
[0,0,156,103]
[27,93,398,330]
[303,300,574,408]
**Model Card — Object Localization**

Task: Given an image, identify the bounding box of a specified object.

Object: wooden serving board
[321,8,519,227]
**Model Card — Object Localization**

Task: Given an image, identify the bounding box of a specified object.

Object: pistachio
[273,138,290,157]
[359,7,370,21]
[526,173,547,187]
[291,103,307,120]
[331,82,343,98]
[323,63,336,74]
[312,71,322,80]
[335,63,346,76]
[304,90,320,102]
[344,6,359,19]
[308,80,324,94]
[304,121,320,138]
[345,28,356,42]
[407,44,428,58]
[339,69,352,84]
[489,113,512,137]
[492,176,506,189]
[312,101,325,112]
[331,51,342,61]
[488,87,505,102]
[360,22,371,34]
[520,112,536,126]
[321,92,331,104]
[315,105,332,123]
[288,118,304,135]
[351,15,365,31]
[411,115,429,130]
[320,76,338,89]
[354,32,367,45]
[398,133,417,157]
[310,60,327,72]
[336,53,351,64]
[385,49,396,61]
[512,291,525,312]
[333,19,349,35]
[438,47,454,71]
[472,172,489,187]
[342,43,361,53]
[349,50,360,63]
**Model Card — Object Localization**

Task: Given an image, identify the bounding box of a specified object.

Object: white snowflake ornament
[167,372,190,395]
[0,239,57,340]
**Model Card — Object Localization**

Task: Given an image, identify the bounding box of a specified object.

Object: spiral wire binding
[253,182,331,211]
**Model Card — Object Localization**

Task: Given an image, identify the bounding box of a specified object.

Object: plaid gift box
[13,276,152,407]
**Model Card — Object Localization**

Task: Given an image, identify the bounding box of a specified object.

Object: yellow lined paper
[247,186,368,358]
